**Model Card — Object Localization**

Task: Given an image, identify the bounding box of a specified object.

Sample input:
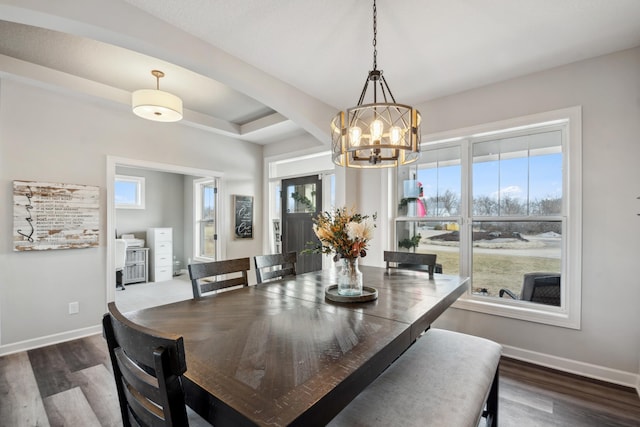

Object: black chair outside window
[499,272,561,306]
[254,252,297,284]
[103,302,210,426]
[384,251,440,279]
[188,258,250,299]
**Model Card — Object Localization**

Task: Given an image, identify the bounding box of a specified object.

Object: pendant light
[331,0,421,168]
[132,70,183,122]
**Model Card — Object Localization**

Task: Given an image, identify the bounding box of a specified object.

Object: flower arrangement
[309,207,376,261]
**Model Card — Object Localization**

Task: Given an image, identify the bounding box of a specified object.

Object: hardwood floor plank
[500,357,640,426]
[27,344,74,398]
[500,377,554,413]
[43,387,100,427]
[0,352,50,427]
[552,398,640,427]
[69,364,121,427]
[58,336,109,372]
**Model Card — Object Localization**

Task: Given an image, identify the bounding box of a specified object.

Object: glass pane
[286,183,316,213]
[395,220,460,275]
[201,183,216,220]
[200,221,216,258]
[398,146,461,217]
[471,220,562,306]
[473,131,562,216]
[530,153,562,215]
[115,175,144,209]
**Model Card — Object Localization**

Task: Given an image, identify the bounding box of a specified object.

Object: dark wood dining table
[126,265,468,427]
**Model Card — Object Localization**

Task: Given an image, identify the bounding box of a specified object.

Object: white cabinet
[147,227,173,282]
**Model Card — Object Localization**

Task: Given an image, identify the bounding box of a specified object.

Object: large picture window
[395,107,581,328]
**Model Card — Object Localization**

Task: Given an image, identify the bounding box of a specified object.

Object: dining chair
[102,302,210,427]
[254,252,297,284]
[188,257,250,299]
[384,250,439,279]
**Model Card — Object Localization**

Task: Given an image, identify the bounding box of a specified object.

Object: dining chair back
[384,250,438,279]
[103,302,188,427]
[254,252,297,284]
[188,257,250,298]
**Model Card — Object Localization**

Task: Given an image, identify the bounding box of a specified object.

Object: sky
[417,152,563,204]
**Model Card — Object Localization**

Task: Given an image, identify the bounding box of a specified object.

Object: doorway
[106,156,223,306]
[281,175,322,274]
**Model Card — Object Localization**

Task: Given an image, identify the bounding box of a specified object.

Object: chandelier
[132,70,183,122]
[331,0,421,168]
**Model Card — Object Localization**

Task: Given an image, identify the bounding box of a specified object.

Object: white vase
[338,257,363,296]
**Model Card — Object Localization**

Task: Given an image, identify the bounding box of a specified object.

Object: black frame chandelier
[331,0,421,168]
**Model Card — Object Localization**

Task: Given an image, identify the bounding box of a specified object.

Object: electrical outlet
[68,301,79,315]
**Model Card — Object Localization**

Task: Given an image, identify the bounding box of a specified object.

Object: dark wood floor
[1,334,639,426]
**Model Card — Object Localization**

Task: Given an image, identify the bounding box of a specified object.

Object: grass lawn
[419,249,560,297]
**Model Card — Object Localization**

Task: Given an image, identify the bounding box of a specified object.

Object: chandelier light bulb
[349,126,363,146]
[370,119,384,143]
[389,126,403,145]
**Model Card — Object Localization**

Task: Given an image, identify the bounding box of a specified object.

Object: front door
[281,175,322,274]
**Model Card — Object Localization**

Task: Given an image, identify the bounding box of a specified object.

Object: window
[194,178,217,260]
[395,107,581,328]
[115,175,145,209]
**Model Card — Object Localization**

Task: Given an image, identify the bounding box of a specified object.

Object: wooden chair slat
[188,258,250,299]
[254,252,297,284]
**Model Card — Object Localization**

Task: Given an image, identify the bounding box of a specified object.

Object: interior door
[281,175,322,274]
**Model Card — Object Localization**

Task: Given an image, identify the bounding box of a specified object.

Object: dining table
[126,265,468,426]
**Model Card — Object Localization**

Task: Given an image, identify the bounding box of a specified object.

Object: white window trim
[422,106,582,329]
[115,174,145,209]
[193,177,218,263]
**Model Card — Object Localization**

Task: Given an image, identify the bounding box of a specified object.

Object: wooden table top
[126,265,468,426]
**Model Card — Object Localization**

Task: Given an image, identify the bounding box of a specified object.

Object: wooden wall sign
[233,195,253,239]
[13,180,100,251]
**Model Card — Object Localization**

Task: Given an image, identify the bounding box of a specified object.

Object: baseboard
[0,324,102,357]
[502,344,639,390]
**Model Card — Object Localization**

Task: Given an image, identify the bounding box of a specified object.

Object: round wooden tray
[325,285,378,303]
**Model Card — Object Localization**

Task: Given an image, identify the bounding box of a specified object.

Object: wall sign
[233,195,253,239]
[13,180,100,251]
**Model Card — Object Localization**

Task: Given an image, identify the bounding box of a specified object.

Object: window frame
[397,107,582,329]
[114,174,145,209]
[193,177,218,262]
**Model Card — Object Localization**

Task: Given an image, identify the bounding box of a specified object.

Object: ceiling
[1,0,640,146]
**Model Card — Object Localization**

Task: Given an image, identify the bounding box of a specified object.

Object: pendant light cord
[372,0,377,71]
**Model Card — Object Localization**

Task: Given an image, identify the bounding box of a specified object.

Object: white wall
[0,78,263,350]
[115,166,186,266]
[422,47,640,381]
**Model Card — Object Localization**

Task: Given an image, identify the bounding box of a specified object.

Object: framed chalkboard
[233,195,253,239]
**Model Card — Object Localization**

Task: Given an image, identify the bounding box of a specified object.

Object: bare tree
[500,195,526,215]
[439,189,460,215]
[473,195,498,216]
[531,197,562,215]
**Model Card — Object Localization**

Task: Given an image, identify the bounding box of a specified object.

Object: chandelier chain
[372,0,377,70]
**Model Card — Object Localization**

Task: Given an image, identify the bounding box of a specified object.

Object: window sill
[452,293,580,329]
